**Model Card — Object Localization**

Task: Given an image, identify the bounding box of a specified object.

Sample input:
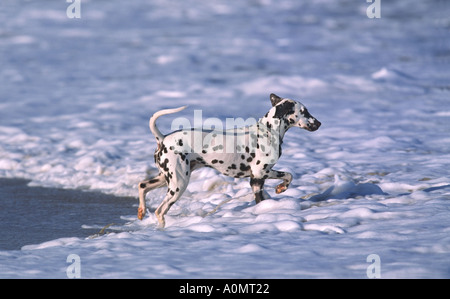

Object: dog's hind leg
[155,163,191,228]
[138,173,166,220]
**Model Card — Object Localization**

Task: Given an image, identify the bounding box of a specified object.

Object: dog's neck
[258,110,291,141]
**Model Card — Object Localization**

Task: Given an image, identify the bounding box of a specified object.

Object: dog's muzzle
[306,119,321,131]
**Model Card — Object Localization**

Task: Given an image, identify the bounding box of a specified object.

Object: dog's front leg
[266,170,293,194]
[250,178,266,203]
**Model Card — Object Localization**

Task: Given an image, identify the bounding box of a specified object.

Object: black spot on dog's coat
[228,164,237,170]
[240,163,251,172]
[274,101,295,119]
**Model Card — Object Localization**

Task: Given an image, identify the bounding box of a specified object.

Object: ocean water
[0,178,136,250]
[0,0,449,278]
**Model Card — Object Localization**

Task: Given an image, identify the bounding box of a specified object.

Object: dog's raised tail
[149,106,187,143]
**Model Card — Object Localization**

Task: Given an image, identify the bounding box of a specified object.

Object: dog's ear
[270,93,283,107]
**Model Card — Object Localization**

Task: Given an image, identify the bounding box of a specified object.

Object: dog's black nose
[315,120,321,129]
[308,120,321,131]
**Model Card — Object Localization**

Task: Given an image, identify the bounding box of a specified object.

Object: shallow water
[0,178,136,250]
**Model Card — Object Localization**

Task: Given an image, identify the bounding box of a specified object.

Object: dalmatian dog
[138,93,321,227]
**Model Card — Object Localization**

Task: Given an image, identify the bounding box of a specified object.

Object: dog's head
[270,93,321,132]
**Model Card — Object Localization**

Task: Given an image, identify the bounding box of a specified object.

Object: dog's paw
[275,184,288,194]
[137,207,145,220]
[155,212,166,228]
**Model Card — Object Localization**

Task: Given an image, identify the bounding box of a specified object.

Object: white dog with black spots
[138,93,321,227]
